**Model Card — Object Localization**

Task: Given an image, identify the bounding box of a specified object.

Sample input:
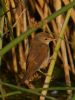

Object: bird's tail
[22,68,34,83]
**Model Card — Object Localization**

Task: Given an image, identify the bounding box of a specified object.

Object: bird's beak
[48,35,55,42]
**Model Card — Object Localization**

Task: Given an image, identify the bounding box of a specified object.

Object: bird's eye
[45,38,47,40]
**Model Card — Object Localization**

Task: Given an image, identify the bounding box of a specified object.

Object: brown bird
[23,32,52,82]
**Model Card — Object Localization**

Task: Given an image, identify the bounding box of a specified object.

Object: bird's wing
[27,40,49,73]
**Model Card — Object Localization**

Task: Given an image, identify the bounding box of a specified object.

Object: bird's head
[35,32,53,44]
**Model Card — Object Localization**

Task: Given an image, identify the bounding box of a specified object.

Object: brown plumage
[23,32,52,81]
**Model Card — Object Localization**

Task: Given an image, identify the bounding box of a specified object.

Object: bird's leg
[37,69,47,76]
[37,69,53,78]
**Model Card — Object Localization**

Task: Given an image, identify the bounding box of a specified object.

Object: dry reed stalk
[22,3,29,60]
[63,0,75,23]
[27,11,35,38]
[35,0,52,33]
[48,8,58,34]
[14,1,26,72]
[53,0,72,95]
[71,31,75,59]
[5,0,18,72]
[65,35,75,74]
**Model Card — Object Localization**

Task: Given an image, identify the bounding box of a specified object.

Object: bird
[23,32,52,82]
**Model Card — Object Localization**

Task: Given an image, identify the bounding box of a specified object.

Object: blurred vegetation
[0,0,75,100]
